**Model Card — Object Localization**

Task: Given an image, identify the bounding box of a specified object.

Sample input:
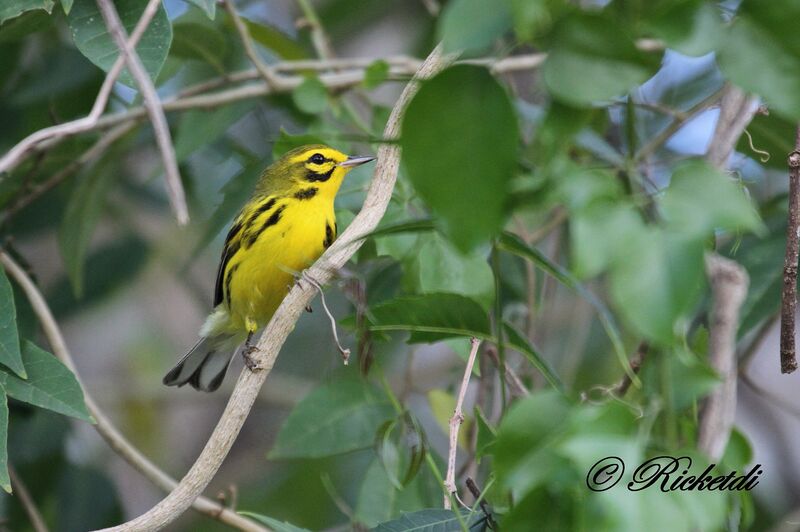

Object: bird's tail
[162,337,235,392]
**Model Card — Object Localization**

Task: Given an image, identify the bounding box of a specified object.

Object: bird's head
[262,144,375,198]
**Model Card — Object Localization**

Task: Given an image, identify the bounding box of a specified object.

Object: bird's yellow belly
[227,200,334,332]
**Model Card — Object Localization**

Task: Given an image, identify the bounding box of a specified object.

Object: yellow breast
[225,191,335,332]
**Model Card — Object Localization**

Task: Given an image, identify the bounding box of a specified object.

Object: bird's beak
[337,155,376,168]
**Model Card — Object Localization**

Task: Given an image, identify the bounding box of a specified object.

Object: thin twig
[634,86,726,162]
[296,0,336,61]
[781,126,800,374]
[0,0,161,177]
[0,252,267,532]
[485,346,529,398]
[2,122,138,224]
[697,254,749,460]
[444,337,482,509]
[101,44,454,532]
[95,0,189,225]
[223,0,282,89]
[301,272,350,364]
[705,84,757,168]
[9,465,49,532]
[0,46,648,176]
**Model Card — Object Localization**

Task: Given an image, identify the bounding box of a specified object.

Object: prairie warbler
[163,145,375,391]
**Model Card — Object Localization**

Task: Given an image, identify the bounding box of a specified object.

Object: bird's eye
[309,153,325,165]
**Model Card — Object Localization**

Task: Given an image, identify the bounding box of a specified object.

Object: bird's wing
[213,216,245,307]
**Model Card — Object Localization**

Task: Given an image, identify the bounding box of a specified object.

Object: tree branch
[780,126,800,374]
[100,44,453,532]
[697,254,748,460]
[0,0,161,177]
[444,337,481,509]
[95,0,189,225]
[0,252,267,532]
[0,46,622,179]
[705,84,758,168]
[2,122,138,224]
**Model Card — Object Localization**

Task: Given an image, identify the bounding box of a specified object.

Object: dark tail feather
[163,338,234,392]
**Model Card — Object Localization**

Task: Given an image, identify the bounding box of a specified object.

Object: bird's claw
[242,345,262,372]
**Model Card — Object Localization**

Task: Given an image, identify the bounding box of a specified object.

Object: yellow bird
[163,145,375,391]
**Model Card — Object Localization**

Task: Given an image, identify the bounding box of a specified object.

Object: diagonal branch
[0,0,162,177]
[0,252,267,532]
[101,43,454,532]
[95,0,189,225]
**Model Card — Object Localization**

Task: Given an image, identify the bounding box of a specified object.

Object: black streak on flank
[224,263,239,308]
[244,197,276,228]
[306,167,334,182]
[294,187,318,200]
[214,224,243,306]
[247,205,286,247]
[324,223,334,248]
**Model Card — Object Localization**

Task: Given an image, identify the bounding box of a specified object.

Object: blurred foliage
[0,0,793,530]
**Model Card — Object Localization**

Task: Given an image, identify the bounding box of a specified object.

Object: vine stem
[444,337,481,509]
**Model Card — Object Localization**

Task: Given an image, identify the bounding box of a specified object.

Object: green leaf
[543,13,659,106]
[404,233,494,310]
[242,17,308,60]
[238,513,311,532]
[369,293,491,343]
[373,509,484,532]
[49,235,150,318]
[734,211,785,336]
[185,0,215,19]
[474,406,496,459]
[492,390,573,493]
[660,160,762,238]
[642,0,723,56]
[269,378,394,459]
[508,0,567,42]
[0,0,54,24]
[496,232,632,385]
[60,0,73,14]
[402,66,518,252]
[174,101,254,162]
[503,322,563,391]
[570,200,644,279]
[292,77,328,114]
[0,387,8,493]
[438,0,511,53]
[363,60,390,89]
[171,21,227,72]
[67,0,172,88]
[356,459,397,527]
[0,268,24,378]
[717,1,800,120]
[0,341,92,422]
[609,229,705,344]
[59,163,118,298]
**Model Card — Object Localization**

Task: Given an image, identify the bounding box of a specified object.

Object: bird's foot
[242,344,262,372]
